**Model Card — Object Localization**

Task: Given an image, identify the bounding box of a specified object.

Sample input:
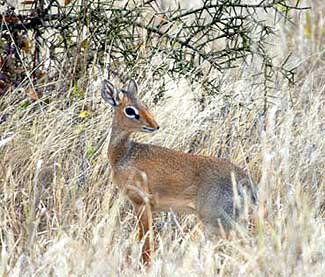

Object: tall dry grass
[1,1,324,275]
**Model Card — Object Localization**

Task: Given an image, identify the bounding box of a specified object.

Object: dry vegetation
[0,0,325,275]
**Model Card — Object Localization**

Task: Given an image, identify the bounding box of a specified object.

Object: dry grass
[1,1,325,276]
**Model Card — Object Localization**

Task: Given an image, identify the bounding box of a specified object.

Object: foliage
[0,0,307,97]
[0,1,324,275]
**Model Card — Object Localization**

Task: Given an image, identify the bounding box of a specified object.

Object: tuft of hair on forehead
[120,89,136,102]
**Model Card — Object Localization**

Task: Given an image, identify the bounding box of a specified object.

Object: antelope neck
[108,119,133,167]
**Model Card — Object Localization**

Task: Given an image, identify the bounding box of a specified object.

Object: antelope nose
[156,126,160,130]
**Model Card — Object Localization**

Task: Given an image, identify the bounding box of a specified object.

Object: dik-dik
[102,79,257,264]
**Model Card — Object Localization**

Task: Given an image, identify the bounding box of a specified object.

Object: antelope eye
[124,106,139,119]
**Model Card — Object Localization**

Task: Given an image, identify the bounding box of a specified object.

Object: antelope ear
[101,80,120,107]
[127,79,138,96]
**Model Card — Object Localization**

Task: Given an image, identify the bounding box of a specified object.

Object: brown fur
[102,79,257,264]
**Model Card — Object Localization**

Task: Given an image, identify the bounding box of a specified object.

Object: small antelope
[102,79,257,264]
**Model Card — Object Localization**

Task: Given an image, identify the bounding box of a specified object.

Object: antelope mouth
[142,126,157,133]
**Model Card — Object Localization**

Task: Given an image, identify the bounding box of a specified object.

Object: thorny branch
[0,0,306,97]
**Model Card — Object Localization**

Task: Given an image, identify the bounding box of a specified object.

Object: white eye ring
[124,106,139,119]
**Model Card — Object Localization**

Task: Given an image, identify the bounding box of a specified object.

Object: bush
[0,0,306,97]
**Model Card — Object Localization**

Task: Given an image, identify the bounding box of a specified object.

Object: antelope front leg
[135,204,153,265]
[122,168,154,265]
